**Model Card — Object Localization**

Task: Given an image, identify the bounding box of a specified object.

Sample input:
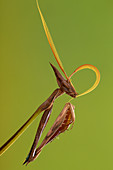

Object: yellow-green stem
[0,109,41,156]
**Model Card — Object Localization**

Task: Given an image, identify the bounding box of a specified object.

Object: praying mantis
[0,0,100,165]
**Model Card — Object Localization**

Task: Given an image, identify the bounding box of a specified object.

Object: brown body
[0,1,100,165]
[23,64,77,165]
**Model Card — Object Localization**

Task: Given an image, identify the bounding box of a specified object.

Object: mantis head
[50,63,78,98]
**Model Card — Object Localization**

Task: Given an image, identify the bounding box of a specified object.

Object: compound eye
[61,85,69,93]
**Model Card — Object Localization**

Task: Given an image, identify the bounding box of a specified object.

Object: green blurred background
[0,0,113,170]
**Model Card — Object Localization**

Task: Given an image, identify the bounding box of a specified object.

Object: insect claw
[23,160,28,166]
[23,157,28,165]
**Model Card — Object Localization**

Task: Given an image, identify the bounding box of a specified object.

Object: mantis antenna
[69,64,100,98]
[36,0,69,80]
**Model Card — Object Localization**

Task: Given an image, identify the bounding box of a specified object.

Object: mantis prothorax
[0,0,100,165]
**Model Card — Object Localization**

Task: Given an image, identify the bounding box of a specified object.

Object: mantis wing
[36,0,68,79]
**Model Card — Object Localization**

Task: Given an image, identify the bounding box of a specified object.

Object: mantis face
[50,63,78,98]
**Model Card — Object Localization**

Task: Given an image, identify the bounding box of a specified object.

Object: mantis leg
[0,89,63,156]
[24,103,75,165]
[23,106,53,165]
